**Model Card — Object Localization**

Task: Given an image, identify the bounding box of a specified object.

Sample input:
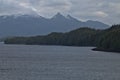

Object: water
[0,43,120,80]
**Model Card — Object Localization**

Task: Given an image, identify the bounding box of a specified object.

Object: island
[4,24,120,53]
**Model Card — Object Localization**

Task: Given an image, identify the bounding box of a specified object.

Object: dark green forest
[4,25,120,52]
[93,25,120,52]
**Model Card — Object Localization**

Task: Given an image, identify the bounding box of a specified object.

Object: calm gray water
[0,43,120,80]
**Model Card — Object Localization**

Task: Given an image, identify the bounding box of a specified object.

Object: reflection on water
[0,43,120,80]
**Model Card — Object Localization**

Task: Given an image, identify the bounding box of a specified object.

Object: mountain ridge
[0,13,109,37]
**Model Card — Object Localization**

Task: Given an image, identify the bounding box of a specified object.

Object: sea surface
[0,42,120,80]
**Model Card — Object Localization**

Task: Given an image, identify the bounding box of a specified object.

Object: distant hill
[4,25,120,52]
[4,27,99,46]
[0,13,109,37]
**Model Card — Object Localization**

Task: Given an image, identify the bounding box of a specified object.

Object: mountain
[0,13,109,37]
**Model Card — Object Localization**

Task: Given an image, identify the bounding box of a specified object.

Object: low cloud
[93,11,108,18]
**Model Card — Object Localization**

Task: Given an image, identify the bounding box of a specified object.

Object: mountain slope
[0,13,109,37]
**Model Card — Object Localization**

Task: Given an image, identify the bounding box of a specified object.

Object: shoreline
[92,48,120,53]
[4,42,120,53]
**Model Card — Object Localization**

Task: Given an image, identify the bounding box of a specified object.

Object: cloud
[93,11,108,18]
[0,0,120,25]
[29,0,72,17]
[0,0,39,15]
[68,0,120,24]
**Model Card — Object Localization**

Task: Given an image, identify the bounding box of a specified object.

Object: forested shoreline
[4,25,120,52]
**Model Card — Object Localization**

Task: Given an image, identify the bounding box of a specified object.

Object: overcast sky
[0,0,120,25]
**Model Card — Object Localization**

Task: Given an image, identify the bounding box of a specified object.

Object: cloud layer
[0,0,120,24]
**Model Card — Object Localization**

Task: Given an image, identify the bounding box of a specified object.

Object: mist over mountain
[0,13,109,37]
